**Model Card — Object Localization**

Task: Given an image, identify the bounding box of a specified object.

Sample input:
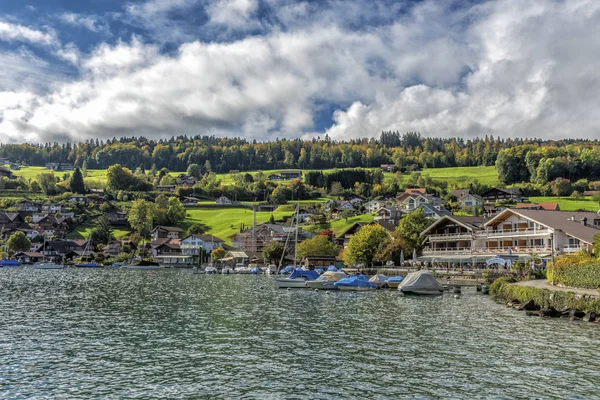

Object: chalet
[420,215,488,260]
[17,200,42,212]
[396,193,442,212]
[180,196,201,206]
[231,223,312,252]
[457,193,484,209]
[104,240,137,257]
[334,222,368,248]
[0,167,14,178]
[297,208,317,223]
[176,174,198,187]
[45,163,74,171]
[16,228,42,240]
[35,216,72,237]
[417,203,452,220]
[515,203,560,211]
[152,226,184,239]
[216,196,240,205]
[68,195,88,204]
[374,206,403,225]
[279,170,302,180]
[451,189,470,198]
[153,239,191,264]
[380,164,394,172]
[41,203,63,213]
[42,239,88,257]
[106,210,128,226]
[156,185,176,193]
[482,187,526,203]
[0,212,23,229]
[14,252,44,264]
[364,199,389,213]
[347,197,365,206]
[181,234,225,253]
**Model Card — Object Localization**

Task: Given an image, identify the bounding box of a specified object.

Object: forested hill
[0,132,599,180]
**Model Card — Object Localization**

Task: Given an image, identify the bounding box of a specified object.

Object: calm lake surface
[0,269,599,399]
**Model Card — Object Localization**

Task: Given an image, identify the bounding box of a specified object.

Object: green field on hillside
[383,166,498,187]
[304,214,375,236]
[529,196,599,212]
[183,207,295,243]
[9,166,108,184]
[68,225,131,240]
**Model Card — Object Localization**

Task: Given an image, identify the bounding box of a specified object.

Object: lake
[0,269,598,399]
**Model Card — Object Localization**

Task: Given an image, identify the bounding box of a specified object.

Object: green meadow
[528,196,599,212]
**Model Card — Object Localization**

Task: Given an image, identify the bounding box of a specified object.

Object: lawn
[383,166,498,187]
[9,166,108,184]
[529,196,599,212]
[304,214,375,236]
[68,224,131,240]
[183,207,295,243]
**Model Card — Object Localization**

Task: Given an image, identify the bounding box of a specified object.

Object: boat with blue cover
[0,258,22,267]
[333,274,377,291]
[276,269,320,288]
[75,262,103,268]
[306,271,348,290]
[386,276,404,289]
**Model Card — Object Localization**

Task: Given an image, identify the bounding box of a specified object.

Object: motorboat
[32,262,64,269]
[369,274,388,288]
[125,260,161,270]
[398,270,444,296]
[0,258,22,267]
[334,275,377,291]
[315,268,325,275]
[279,265,295,275]
[222,266,234,274]
[75,262,103,268]
[386,276,404,289]
[265,264,278,275]
[204,266,217,274]
[250,267,260,274]
[326,265,338,272]
[276,269,320,288]
[235,264,252,274]
[306,271,348,290]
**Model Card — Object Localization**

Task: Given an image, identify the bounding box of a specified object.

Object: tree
[127,200,154,239]
[395,209,431,255]
[38,172,57,194]
[187,163,202,179]
[319,229,335,241]
[81,160,88,177]
[297,235,340,261]
[69,167,86,194]
[167,197,186,225]
[330,181,343,195]
[204,160,212,173]
[376,231,407,264]
[90,216,113,246]
[269,214,276,224]
[7,231,31,255]
[211,247,226,262]
[153,194,169,225]
[344,224,389,266]
[550,178,571,197]
[187,223,207,235]
[340,209,355,222]
[594,233,600,257]
[262,241,285,265]
[107,164,152,191]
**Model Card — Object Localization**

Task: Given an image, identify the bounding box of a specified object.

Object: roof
[152,226,184,232]
[483,187,523,196]
[228,251,249,258]
[458,193,483,201]
[153,238,181,249]
[421,215,488,235]
[15,252,44,257]
[515,202,559,211]
[487,209,600,245]
[417,203,451,216]
[405,188,427,194]
[451,189,470,197]
[374,220,397,232]
[183,234,225,242]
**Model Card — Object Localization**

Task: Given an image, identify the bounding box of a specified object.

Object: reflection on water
[0,269,598,399]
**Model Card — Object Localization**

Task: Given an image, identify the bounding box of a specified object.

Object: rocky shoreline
[503,298,598,323]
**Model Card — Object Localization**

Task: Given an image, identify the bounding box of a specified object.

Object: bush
[547,253,600,289]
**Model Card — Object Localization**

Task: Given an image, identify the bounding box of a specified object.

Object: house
[0,167,14,178]
[481,187,526,203]
[451,189,470,198]
[457,193,484,209]
[374,206,403,225]
[181,234,226,263]
[176,174,198,187]
[156,185,176,193]
[396,193,441,211]
[16,228,42,240]
[334,222,368,248]
[216,196,233,205]
[380,164,394,172]
[301,255,342,269]
[364,199,389,213]
[483,204,506,218]
[68,195,88,204]
[152,239,192,264]
[45,163,74,171]
[9,163,20,170]
[420,215,489,260]
[180,196,201,206]
[268,174,283,181]
[0,157,10,164]
[104,240,137,257]
[347,197,365,206]
[41,239,88,257]
[35,216,72,237]
[152,226,184,239]
[416,203,451,220]
[41,203,63,213]
[279,170,302,180]
[0,212,23,229]
[420,210,600,264]
[514,203,560,211]
[14,252,44,264]
[230,223,312,252]
[297,208,318,223]
[106,210,129,226]
[17,200,42,212]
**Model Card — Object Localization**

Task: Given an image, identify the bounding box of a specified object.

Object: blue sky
[0,0,599,143]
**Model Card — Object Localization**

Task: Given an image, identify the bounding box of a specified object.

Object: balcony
[475,228,552,239]
[422,246,552,256]
[427,233,473,242]
[560,245,585,253]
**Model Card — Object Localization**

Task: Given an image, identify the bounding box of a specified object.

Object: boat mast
[293,203,299,268]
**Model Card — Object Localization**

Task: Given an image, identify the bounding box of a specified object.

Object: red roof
[515,202,560,211]
[405,188,426,194]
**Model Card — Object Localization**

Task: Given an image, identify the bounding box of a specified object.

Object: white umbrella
[400,250,404,265]
[413,247,417,260]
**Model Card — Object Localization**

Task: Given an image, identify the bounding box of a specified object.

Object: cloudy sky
[0,0,598,143]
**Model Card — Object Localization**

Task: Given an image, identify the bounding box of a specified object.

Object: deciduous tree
[344,224,388,266]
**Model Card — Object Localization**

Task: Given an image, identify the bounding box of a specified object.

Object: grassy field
[68,224,131,240]
[383,166,498,187]
[304,214,375,236]
[183,207,295,243]
[8,166,108,184]
[529,196,599,212]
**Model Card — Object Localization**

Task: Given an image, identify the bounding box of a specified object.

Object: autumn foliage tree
[344,224,389,266]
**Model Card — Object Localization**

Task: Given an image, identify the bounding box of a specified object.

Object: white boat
[276,269,321,288]
[398,270,444,296]
[235,264,252,274]
[306,271,348,290]
[204,266,217,274]
[32,262,64,269]
[265,264,278,275]
[369,274,388,288]
[221,266,234,274]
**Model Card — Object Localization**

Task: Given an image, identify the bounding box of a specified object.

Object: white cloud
[207,0,261,30]
[60,13,109,33]
[2,0,600,143]
[0,20,57,46]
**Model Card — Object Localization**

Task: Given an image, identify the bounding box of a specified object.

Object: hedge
[547,254,600,289]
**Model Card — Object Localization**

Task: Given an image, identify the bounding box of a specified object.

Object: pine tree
[69,167,86,194]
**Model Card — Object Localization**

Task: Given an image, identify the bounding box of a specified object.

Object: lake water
[0,269,599,399]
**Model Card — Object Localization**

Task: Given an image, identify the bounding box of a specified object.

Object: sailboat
[33,236,64,269]
[75,237,103,268]
[125,236,161,270]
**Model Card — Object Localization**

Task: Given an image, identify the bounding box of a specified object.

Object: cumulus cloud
[1,0,600,143]
[59,13,109,33]
[0,20,57,46]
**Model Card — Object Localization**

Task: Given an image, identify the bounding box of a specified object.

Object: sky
[0,0,599,144]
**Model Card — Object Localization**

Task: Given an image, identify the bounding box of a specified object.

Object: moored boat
[385,276,404,289]
[369,274,388,288]
[204,266,217,274]
[398,270,444,296]
[32,262,64,269]
[0,258,22,267]
[75,262,103,268]
[306,271,348,290]
[125,260,161,270]
[334,274,377,291]
[222,266,234,274]
[276,269,320,288]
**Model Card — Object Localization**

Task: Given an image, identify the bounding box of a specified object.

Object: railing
[560,245,584,253]
[422,246,553,256]
[427,233,473,242]
[475,228,552,238]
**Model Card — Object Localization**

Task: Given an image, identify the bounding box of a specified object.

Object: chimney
[581,217,588,226]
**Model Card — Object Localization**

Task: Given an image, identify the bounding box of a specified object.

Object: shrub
[547,254,600,289]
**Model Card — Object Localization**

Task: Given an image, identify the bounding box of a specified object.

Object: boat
[398,270,444,296]
[32,262,64,269]
[279,265,295,275]
[75,262,103,268]
[0,258,22,267]
[276,269,320,288]
[306,271,348,290]
[222,266,234,274]
[369,274,388,288]
[385,276,404,289]
[204,266,217,274]
[235,264,252,274]
[125,260,161,270]
[250,267,260,274]
[333,275,377,291]
[265,264,278,275]
[326,265,338,272]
